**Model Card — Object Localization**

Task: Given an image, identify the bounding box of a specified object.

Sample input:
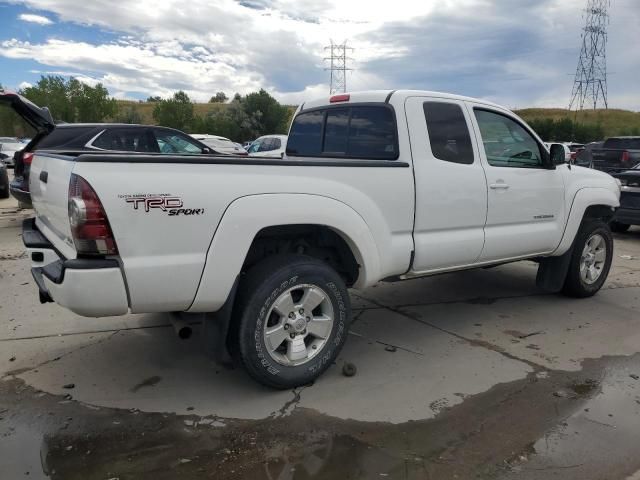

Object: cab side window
[474,109,543,168]
[423,102,474,165]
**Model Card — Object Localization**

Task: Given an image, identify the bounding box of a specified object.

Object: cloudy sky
[0,0,638,109]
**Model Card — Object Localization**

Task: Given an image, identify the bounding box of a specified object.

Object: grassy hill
[515,108,640,138]
[116,100,227,125]
[115,100,640,139]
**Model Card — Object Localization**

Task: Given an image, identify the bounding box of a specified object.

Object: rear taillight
[68,174,118,256]
[621,150,631,164]
[20,152,35,191]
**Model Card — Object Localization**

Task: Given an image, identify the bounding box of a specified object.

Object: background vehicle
[0,162,9,198]
[610,164,640,232]
[575,141,604,167]
[591,136,640,172]
[0,136,25,167]
[5,90,620,389]
[246,134,287,157]
[10,123,217,208]
[191,134,248,155]
[564,142,585,163]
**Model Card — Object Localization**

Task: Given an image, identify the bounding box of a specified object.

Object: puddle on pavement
[2,353,640,479]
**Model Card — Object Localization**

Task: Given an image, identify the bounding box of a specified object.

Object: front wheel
[233,255,351,389]
[562,220,613,298]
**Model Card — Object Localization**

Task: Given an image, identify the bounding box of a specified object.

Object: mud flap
[201,276,239,367]
[536,247,574,292]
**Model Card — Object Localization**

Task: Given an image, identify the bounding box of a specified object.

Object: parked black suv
[10,123,220,207]
[610,164,640,232]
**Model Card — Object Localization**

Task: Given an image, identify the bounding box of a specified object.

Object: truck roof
[301,90,507,111]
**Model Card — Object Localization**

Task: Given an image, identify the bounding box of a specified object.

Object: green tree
[21,76,74,122]
[113,105,143,124]
[0,83,35,137]
[242,89,289,134]
[19,75,116,123]
[146,96,162,102]
[152,91,194,131]
[67,78,117,122]
[209,92,228,103]
[194,97,262,141]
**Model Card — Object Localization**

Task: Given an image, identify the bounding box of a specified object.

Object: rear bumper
[23,218,129,317]
[9,179,31,206]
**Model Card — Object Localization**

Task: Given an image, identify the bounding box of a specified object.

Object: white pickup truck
[3,89,620,388]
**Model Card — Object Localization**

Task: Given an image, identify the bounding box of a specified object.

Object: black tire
[0,169,9,199]
[562,220,613,298]
[610,221,630,233]
[232,254,351,389]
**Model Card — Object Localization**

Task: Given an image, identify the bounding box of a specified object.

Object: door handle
[39,171,48,183]
[490,183,509,190]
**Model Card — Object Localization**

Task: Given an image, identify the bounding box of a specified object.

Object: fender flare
[553,187,619,256]
[187,193,382,312]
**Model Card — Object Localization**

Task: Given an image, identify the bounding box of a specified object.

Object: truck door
[467,105,566,261]
[405,96,488,272]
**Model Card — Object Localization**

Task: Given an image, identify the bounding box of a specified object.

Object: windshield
[204,138,235,149]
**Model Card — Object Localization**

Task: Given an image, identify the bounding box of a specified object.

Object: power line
[324,40,353,94]
[569,0,610,110]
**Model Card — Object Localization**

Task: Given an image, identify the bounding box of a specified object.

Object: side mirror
[202,147,212,154]
[549,144,567,166]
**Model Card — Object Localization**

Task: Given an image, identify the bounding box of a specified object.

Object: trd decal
[119,193,204,216]
[126,196,183,212]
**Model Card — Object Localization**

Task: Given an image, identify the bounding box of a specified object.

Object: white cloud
[18,13,53,25]
[18,81,33,90]
[3,0,639,109]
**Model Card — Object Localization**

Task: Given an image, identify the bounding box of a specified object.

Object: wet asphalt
[2,197,640,479]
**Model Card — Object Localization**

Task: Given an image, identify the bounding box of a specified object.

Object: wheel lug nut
[306,316,311,322]
[284,324,289,330]
[299,309,304,314]
[290,333,295,339]
[288,312,295,319]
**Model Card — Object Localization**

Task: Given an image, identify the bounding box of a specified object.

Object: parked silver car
[0,137,24,167]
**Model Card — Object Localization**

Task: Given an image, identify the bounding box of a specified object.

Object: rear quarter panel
[72,159,415,313]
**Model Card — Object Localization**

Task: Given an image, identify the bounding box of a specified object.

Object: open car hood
[0,89,55,132]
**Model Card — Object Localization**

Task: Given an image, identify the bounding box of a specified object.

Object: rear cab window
[603,138,640,150]
[286,104,398,160]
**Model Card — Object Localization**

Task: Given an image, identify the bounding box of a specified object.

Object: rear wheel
[610,221,630,233]
[232,254,351,389]
[562,220,613,298]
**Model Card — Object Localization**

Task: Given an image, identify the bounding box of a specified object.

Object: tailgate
[592,149,630,171]
[29,152,77,259]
